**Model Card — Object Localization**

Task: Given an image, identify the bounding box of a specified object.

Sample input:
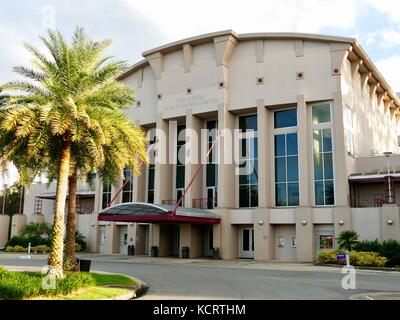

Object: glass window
[274,109,297,128]
[102,182,112,209]
[238,116,258,208]
[313,127,334,206]
[239,115,257,131]
[274,133,299,206]
[147,128,156,203]
[312,104,331,124]
[176,125,186,195]
[122,167,133,203]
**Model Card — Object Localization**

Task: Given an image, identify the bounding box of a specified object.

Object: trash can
[212,247,220,259]
[79,259,91,272]
[182,246,190,259]
[151,246,159,257]
[128,245,135,256]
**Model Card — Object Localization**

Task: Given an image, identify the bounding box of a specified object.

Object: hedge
[353,239,400,267]
[317,250,387,267]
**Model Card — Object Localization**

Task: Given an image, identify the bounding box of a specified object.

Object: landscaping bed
[0,266,136,300]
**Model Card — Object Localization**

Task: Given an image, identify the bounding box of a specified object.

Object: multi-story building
[3,30,400,262]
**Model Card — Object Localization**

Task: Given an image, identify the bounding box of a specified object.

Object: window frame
[272,107,299,208]
[310,101,336,207]
[237,114,259,208]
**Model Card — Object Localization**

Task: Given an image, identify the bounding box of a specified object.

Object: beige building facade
[4,30,400,262]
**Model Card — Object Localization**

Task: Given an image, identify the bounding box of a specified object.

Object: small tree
[336,230,359,251]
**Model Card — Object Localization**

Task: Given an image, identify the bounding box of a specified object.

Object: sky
[1,0,400,189]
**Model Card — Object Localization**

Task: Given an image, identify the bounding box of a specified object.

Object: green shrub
[317,250,338,264]
[349,251,387,267]
[318,250,387,267]
[75,231,87,252]
[0,270,95,300]
[31,245,50,253]
[381,240,400,267]
[6,236,50,248]
[354,239,382,253]
[5,245,27,252]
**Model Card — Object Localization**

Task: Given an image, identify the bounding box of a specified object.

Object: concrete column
[217,104,235,208]
[184,110,203,208]
[212,223,222,253]
[134,163,146,202]
[257,100,271,207]
[381,205,400,241]
[214,208,237,259]
[93,175,102,213]
[295,207,314,262]
[332,91,349,206]
[0,215,10,249]
[190,224,203,258]
[10,214,26,237]
[253,208,274,260]
[154,115,173,204]
[87,220,98,253]
[149,224,160,252]
[179,224,191,258]
[127,223,136,248]
[297,95,311,206]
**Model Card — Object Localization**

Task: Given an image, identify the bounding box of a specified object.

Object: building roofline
[117,30,400,108]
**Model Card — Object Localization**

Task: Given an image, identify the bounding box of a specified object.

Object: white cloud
[123,0,359,41]
[366,29,400,49]
[366,0,400,24]
[376,55,400,92]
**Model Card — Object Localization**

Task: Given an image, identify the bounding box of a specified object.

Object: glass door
[240,227,254,258]
[206,187,217,209]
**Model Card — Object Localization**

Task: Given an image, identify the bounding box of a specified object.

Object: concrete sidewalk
[2,252,398,275]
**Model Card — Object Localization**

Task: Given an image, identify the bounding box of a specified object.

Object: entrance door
[172,225,180,256]
[204,226,214,257]
[119,226,128,254]
[206,187,218,209]
[240,227,254,258]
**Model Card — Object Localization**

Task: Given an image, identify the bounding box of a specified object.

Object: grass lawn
[0,266,135,300]
[91,272,135,286]
[33,287,129,300]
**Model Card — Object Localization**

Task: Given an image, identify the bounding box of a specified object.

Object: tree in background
[336,230,359,251]
[0,183,24,240]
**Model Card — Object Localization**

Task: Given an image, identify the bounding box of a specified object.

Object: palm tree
[0,27,146,277]
[336,230,359,251]
[63,109,148,270]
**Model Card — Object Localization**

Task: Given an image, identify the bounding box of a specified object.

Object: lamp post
[383,152,393,203]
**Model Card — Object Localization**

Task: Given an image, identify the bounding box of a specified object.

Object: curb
[314,263,400,272]
[97,274,149,300]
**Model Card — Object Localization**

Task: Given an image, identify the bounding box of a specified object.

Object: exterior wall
[15,32,400,262]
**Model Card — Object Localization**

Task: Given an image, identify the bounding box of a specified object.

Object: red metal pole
[172,134,221,214]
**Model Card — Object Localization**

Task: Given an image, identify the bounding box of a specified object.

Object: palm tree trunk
[48,140,71,278]
[64,166,78,271]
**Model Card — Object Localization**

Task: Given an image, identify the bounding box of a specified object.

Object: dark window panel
[314,181,325,205]
[275,183,287,206]
[274,109,297,128]
[287,156,299,182]
[287,182,299,206]
[274,135,286,157]
[239,186,250,208]
[275,157,286,182]
[286,133,298,155]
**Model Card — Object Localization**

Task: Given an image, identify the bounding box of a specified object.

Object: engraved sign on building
[161,94,219,112]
